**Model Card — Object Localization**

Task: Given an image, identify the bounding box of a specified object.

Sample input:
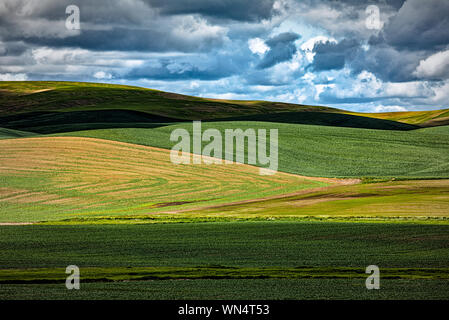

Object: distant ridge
[0,81,447,132]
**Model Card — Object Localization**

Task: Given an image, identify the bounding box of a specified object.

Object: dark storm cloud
[346,0,449,82]
[311,39,360,71]
[324,0,406,10]
[13,27,224,53]
[382,0,449,50]
[144,0,277,22]
[0,41,28,56]
[126,45,253,81]
[127,59,234,81]
[257,32,300,69]
[303,0,449,82]
[351,44,426,82]
[0,0,228,53]
[381,0,407,10]
[0,0,279,54]
[289,0,448,81]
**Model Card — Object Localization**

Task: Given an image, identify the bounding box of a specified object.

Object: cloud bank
[1,0,448,111]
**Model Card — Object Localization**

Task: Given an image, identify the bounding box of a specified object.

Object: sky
[1,0,449,112]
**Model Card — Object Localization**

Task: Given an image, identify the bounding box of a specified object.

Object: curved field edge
[52,122,449,179]
[0,136,333,223]
[155,179,449,220]
[42,179,449,225]
[1,134,448,224]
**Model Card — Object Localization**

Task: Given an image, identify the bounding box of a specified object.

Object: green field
[2,222,449,268]
[1,81,448,300]
[2,81,449,180]
[0,127,37,139]
[2,122,449,179]
[164,179,449,223]
[3,279,449,300]
[1,222,448,299]
[1,134,448,223]
[54,122,449,179]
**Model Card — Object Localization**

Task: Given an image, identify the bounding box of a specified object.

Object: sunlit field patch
[0,136,329,223]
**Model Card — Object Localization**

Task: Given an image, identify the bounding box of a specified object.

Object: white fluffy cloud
[384,81,431,98]
[172,16,228,44]
[32,47,90,64]
[93,71,112,79]
[373,105,407,113]
[318,70,433,103]
[414,49,449,79]
[300,36,336,62]
[0,73,28,80]
[248,38,269,56]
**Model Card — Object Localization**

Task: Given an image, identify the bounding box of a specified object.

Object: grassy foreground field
[3,279,449,300]
[1,222,448,299]
[2,222,448,268]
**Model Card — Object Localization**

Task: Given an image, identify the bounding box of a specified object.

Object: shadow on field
[214,111,420,131]
[0,109,181,134]
[0,109,420,134]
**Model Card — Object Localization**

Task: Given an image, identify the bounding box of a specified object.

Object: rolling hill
[1,81,449,223]
[0,136,329,223]
[351,109,449,127]
[54,122,449,179]
[1,81,448,132]
[0,81,335,120]
[1,81,449,179]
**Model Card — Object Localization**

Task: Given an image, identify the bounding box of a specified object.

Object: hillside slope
[1,81,448,180]
[0,136,328,222]
[0,81,335,119]
[1,81,446,131]
[352,109,449,127]
[0,127,37,139]
[57,122,449,179]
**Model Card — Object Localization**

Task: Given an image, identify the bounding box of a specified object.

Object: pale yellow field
[0,136,330,222]
[349,109,449,126]
[166,179,449,222]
